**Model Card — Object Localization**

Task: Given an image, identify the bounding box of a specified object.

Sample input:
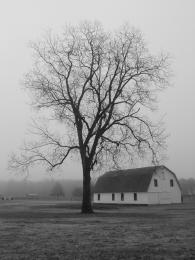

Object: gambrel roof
[94,165,180,193]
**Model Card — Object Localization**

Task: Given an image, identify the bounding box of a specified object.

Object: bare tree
[50,182,65,199]
[9,22,170,213]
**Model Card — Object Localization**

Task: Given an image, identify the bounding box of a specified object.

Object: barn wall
[148,167,181,204]
[147,192,172,204]
[93,192,149,204]
[93,191,181,204]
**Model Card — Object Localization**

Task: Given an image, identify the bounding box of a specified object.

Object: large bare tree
[10,22,170,213]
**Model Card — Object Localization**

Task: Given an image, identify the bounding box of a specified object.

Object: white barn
[93,166,182,205]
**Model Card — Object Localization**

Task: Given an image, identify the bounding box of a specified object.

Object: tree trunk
[81,166,93,213]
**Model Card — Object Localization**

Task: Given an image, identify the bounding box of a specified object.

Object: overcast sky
[0,0,195,180]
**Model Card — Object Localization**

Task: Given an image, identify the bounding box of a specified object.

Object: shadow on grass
[32,202,149,210]
[0,210,168,220]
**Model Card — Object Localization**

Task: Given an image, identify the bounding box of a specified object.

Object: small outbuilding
[93,165,182,205]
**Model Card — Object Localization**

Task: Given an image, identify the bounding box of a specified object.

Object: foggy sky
[0,0,195,180]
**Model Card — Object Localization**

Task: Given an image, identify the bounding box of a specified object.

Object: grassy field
[0,200,194,260]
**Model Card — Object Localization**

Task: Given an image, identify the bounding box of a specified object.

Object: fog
[0,179,83,199]
[0,0,195,180]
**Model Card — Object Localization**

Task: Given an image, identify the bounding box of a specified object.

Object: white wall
[93,192,149,204]
[148,167,181,204]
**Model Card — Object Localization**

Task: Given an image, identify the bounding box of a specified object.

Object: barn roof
[94,166,161,193]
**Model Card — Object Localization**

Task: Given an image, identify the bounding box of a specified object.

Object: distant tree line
[0,179,83,200]
[179,178,195,195]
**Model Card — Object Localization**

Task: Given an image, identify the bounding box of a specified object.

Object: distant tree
[72,187,83,199]
[50,182,65,199]
[9,22,170,213]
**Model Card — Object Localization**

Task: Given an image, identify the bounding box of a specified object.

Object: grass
[0,200,194,259]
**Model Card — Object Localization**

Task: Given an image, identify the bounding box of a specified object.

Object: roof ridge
[104,165,162,175]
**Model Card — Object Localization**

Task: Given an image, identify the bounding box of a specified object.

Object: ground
[0,200,194,260]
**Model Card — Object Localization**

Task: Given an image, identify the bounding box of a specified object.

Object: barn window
[170,179,174,187]
[121,193,124,201]
[97,194,100,201]
[112,193,115,201]
[154,179,158,187]
[134,193,137,201]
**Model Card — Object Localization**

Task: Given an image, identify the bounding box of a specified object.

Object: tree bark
[81,165,93,213]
